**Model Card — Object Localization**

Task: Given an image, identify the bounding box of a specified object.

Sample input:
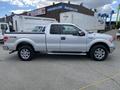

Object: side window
[50,25,61,34]
[61,25,80,35]
[32,26,45,33]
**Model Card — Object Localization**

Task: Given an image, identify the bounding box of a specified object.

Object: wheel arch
[89,42,110,53]
[16,42,35,51]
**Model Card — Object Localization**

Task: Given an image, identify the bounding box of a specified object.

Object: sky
[0,0,120,20]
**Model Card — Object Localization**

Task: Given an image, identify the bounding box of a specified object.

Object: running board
[48,52,87,55]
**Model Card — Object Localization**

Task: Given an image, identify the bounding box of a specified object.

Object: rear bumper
[3,44,15,51]
[3,46,9,50]
[3,45,16,54]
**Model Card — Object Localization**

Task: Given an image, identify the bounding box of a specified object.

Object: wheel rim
[94,48,106,60]
[20,48,30,60]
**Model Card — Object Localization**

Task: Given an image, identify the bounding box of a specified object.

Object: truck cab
[0,23,9,42]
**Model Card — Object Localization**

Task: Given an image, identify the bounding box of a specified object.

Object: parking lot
[0,30,120,90]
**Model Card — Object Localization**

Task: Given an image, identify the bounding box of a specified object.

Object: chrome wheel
[94,48,105,60]
[18,45,34,61]
[20,49,30,60]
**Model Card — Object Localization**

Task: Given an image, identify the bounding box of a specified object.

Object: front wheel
[18,46,34,61]
[90,45,109,61]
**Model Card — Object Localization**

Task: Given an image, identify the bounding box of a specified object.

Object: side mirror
[78,31,85,36]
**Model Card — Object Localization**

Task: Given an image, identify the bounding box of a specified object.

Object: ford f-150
[3,23,115,61]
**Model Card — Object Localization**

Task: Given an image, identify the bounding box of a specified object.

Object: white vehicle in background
[0,22,10,42]
[60,12,105,32]
[12,15,57,32]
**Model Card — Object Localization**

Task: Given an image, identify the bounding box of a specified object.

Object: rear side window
[50,25,61,34]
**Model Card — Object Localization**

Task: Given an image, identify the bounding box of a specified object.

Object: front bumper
[109,42,116,53]
[110,47,115,53]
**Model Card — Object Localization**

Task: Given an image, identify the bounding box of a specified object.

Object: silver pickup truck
[3,23,115,61]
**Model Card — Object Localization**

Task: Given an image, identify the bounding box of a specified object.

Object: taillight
[4,36,9,42]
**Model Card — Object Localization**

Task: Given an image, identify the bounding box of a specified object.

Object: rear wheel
[90,45,108,61]
[18,46,34,61]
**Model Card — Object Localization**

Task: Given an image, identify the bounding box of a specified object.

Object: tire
[18,45,34,61]
[90,45,108,61]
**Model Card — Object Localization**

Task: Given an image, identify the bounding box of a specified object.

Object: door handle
[61,37,66,40]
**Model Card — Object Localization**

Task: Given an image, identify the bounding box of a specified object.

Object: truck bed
[4,32,47,52]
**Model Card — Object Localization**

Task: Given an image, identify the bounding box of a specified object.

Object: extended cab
[3,23,115,61]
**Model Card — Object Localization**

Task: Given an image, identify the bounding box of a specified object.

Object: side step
[48,52,87,55]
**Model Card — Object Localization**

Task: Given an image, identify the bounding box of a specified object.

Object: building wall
[29,3,94,21]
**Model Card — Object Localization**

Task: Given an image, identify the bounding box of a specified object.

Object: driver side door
[60,25,87,52]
